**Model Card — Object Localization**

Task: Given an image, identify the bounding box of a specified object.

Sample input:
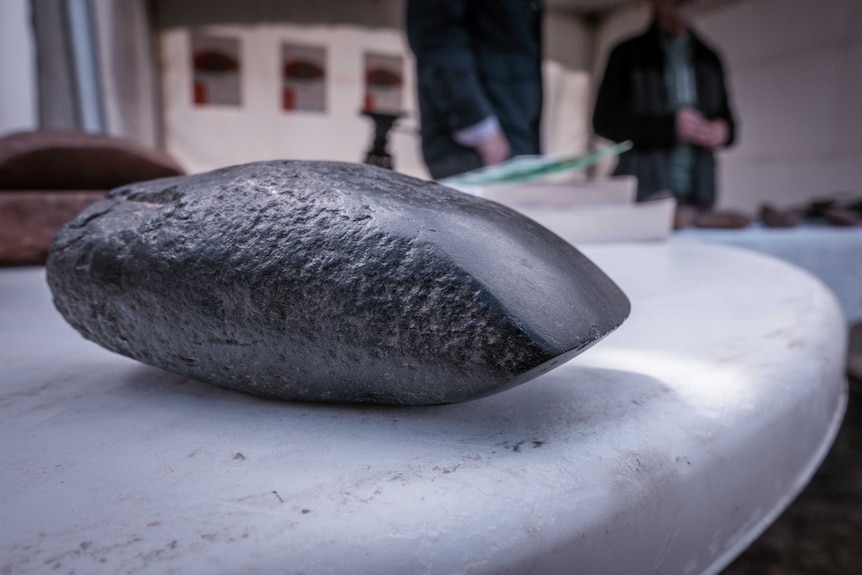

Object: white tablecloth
[0,243,847,574]
[674,224,862,324]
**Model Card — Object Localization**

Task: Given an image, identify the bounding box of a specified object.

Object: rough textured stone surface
[47,161,630,405]
[0,191,105,265]
[0,130,184,191]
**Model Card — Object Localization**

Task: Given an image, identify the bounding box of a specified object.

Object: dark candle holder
[361,110,404,170]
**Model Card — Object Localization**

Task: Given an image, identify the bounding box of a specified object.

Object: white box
[458,176,675,244]
[513,196,677,244]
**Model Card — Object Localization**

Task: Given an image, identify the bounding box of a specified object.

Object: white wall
[544,62,592,159]
[544,9,594,160]
[546,7,594,72]
[158,11,595,179]
[0,0,37,137]
[595,0,862,213]
[160,24,429,178]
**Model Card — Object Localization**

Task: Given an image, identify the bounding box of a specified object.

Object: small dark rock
[47,161,630,405]
[673,205,698,230]
[823,208,861,227]
[759,203,800,228]
[694,209,751,229]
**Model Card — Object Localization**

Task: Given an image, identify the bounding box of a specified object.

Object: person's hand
[676,108,729,149]
[475,129,510,167]
[676,108,706,143]
[700,119,729,149]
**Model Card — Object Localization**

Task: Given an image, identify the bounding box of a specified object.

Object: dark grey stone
[46,161,630,405]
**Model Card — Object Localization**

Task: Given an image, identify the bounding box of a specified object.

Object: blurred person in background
[593,0,737,209]
[406,0,544,180]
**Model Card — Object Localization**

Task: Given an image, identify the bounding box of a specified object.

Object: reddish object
[365,68,402,88]
[693,210,752,229]
[364,95,375,112]
[283,60,324,81]
[0,130,185,265]
[0,191,106,264]
[193,51,238,73]
[0,130,185,191]
[283,89,296,111]
[193,82,207,105]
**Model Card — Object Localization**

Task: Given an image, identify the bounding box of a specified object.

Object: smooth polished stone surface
[46,161,630,405]
[0,243,846,575]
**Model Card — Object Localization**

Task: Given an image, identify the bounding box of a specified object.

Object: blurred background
[3,0,861,213]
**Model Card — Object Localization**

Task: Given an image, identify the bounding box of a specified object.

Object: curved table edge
[702,379,849,575]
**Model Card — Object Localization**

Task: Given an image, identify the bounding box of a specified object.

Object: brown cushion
[0,191,106,264]
[0,130,184,191]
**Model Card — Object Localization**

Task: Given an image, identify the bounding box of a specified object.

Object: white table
[0,243,847,574]
[674,224,862,324]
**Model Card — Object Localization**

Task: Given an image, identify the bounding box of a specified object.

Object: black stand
[361,110,404,170]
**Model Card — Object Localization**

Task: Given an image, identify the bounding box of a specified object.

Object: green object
[440,141,633,187]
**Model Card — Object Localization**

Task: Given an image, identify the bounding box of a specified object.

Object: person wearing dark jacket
[406,0,543,180]
[593,0,736,208]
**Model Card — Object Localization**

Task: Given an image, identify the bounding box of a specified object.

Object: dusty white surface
[675,225,862,324]
[0,242,847,574]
